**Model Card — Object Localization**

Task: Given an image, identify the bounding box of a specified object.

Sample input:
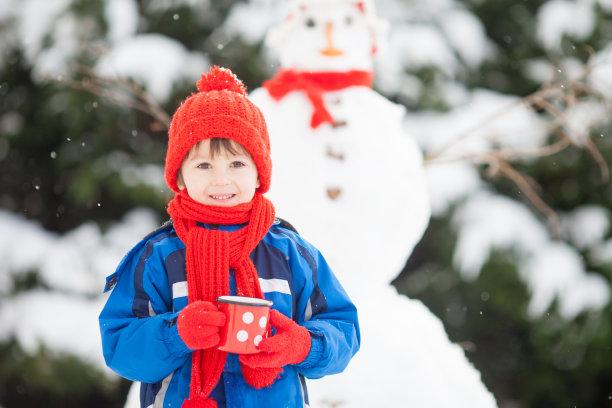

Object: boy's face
[177,139,260,207]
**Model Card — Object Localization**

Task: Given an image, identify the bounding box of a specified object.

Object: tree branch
[424,52,611,237]
[53,63,171,130]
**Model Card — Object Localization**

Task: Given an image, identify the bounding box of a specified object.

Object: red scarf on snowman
[263,69,373,128]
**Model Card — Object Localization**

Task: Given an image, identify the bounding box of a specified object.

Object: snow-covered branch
[423,53,611,236]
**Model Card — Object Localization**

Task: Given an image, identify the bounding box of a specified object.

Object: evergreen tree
[395,1,612,407]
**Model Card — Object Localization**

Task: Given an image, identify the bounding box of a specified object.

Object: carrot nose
[320,22,344,56]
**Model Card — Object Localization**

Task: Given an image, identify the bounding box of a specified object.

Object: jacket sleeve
[289,238,361,379]
[99,235,191,383]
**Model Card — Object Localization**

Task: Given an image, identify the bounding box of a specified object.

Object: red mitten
[239,310,311,369]
[177,301,226,350]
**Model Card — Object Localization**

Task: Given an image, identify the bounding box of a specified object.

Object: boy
[99,66,360,408]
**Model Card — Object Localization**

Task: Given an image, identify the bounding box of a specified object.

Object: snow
[309,286,495,407]
[0,290,110,371]
[437,8,491,69]
[223,1,288,45]
[119,163,166,189]
[590,44,612,99]
[0,0,78,79]
[536,0,595,51]
[0,209,158,297]
[388,24,458,75]
[522,242,610,318]
[98,0,211,99]
[105,0,140,43]
[561,205,610,250]
[31,13,81,81]
[421,161,483,216]
[95,34,209,102]
[452,194,610,318]
[600,0,612,11]
[1,0,611,406]
[452,192,549,280]
[0,209,158,373]
[408,89,548,155]
[3,0,72,62]
[564,100,608,145]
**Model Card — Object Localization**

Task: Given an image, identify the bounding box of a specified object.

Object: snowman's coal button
[326,147,345,161]
[327,188,342,200]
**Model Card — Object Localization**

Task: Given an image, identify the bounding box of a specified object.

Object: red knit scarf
[167,191,278,408]
[263,69,374,128]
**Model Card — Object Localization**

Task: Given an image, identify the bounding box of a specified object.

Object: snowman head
[266,0,389,72]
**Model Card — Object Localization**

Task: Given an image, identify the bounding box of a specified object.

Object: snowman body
[247,1,497,406]
[250,77,496,408]
[251,84,430,290]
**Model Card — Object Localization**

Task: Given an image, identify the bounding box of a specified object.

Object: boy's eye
[231,161,245,168]
[197,162,211,169]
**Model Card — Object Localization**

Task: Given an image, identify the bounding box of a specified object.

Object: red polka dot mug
[216,295,273,354]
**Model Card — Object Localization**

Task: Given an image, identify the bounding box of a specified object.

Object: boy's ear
[177,172,185,190]
[256,177,261,189]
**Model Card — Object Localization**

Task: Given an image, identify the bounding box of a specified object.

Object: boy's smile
[177,139,260,206]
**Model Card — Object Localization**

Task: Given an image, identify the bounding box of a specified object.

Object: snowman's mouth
[321,47,344,57]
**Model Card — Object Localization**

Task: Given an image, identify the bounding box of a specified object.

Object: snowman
[250,0,430,289]
[249,0,498,406]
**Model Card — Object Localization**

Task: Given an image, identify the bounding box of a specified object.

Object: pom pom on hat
[196,66,247,95]
[165,66,272,194]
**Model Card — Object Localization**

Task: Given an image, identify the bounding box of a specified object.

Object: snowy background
[1,0,612,407]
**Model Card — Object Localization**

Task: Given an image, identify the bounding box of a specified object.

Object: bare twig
[424,52,611,237]
[53,63,171,129]
[424,136,572,166]
[585,137,610,183]
[424,96,524,161]
[494,157,561,240]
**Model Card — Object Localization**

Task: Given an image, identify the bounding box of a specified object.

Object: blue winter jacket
[99,219,360,408]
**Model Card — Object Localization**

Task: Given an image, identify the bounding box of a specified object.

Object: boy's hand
[177,301,226,350]
[239,310,311,368]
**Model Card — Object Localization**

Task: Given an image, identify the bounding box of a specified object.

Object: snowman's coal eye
[305,17,316,28]
[345,16,353,25]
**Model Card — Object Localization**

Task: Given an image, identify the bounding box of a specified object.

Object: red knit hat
[165,66,272,194]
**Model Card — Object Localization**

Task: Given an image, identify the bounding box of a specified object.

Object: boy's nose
[211,169,231,185]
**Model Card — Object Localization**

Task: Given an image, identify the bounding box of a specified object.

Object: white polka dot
[254,335,263,346]
[236,330,248,342]
[259,316,267,328]
[242,312,254,324]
